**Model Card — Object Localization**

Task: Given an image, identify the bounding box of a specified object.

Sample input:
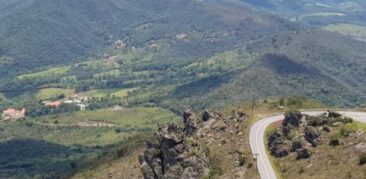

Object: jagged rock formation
[268,110,353,159]
[139,109,247,179]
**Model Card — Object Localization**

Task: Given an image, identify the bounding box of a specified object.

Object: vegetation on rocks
[268,110,366,178]
[268,111,353,159]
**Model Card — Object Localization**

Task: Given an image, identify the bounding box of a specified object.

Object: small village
[1,94,89,120]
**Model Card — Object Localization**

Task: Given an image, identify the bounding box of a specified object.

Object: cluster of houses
[1,108,26,120]
[1,95,89,120]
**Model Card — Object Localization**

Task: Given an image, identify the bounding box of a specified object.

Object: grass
[93,70,121,78]
[35,88,74,100]
[322,23,366,39]
[17,66,71,81]
[28,108,174,126]
[344,122,366,132]
[1,107,178,146]
[71,135,149,179]
[3,88,74,102]
[82,88,137,98]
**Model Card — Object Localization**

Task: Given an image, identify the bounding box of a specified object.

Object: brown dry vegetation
[72,149,144,179]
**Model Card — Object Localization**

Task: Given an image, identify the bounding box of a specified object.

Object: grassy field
[35,88,74,100]
[17,66,71,81]
[36,107,177,128]
[322,23,366,40]
[5,88,74,102]
[71,146,145,179]
[82,88,137,98]
[31,107,179,146]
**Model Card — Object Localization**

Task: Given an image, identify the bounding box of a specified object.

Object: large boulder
[268,131,284,150]
[269,133,291,158]
[272,145,290,158]
[327,111,342,118]
[183,109,199,135]
[296,148,311,159]
[283,111,303,127]
[202,109,222,122]
[291,138,306,152]
[304,126,320,147]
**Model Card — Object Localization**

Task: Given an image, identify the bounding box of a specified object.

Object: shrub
[238,153,246,167]
[247,162,253,169]
[340,124,357,137]
[209,154,223,178]
[114,128,122,133]
[329,135,340,146]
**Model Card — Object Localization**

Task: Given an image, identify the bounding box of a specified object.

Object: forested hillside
[169,29,366,109]
[1,0,366,112]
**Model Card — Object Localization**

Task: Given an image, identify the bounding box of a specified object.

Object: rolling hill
[0,0,293,77]
[0,0,365,112]
[163,29,366,109]
[0,0,299,109]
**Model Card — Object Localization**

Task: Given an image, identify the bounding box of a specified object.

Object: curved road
[250,111,366,179]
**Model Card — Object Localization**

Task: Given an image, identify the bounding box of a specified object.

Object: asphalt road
[249,111,366,179]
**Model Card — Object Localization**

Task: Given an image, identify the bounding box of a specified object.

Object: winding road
[249,111,366,179]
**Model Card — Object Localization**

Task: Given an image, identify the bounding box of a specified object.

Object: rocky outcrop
[139,122,206,179]
[268,110,352,160]
[139,109,246,179]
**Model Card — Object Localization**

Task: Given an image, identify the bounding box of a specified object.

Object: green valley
[0,107,178,178]
[0,0,366,178]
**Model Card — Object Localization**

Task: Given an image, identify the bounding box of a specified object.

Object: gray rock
[291,139,305,152]
[183,109,198,135]
[284,111,303,127]
[212,120,228,132]
[202,109,216,121]
[181,167,199,179]
[140,110,210,179]
[304,126,320,147]
[272,147,290,158]
[327,111,342,118]
[296,148,311,159]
